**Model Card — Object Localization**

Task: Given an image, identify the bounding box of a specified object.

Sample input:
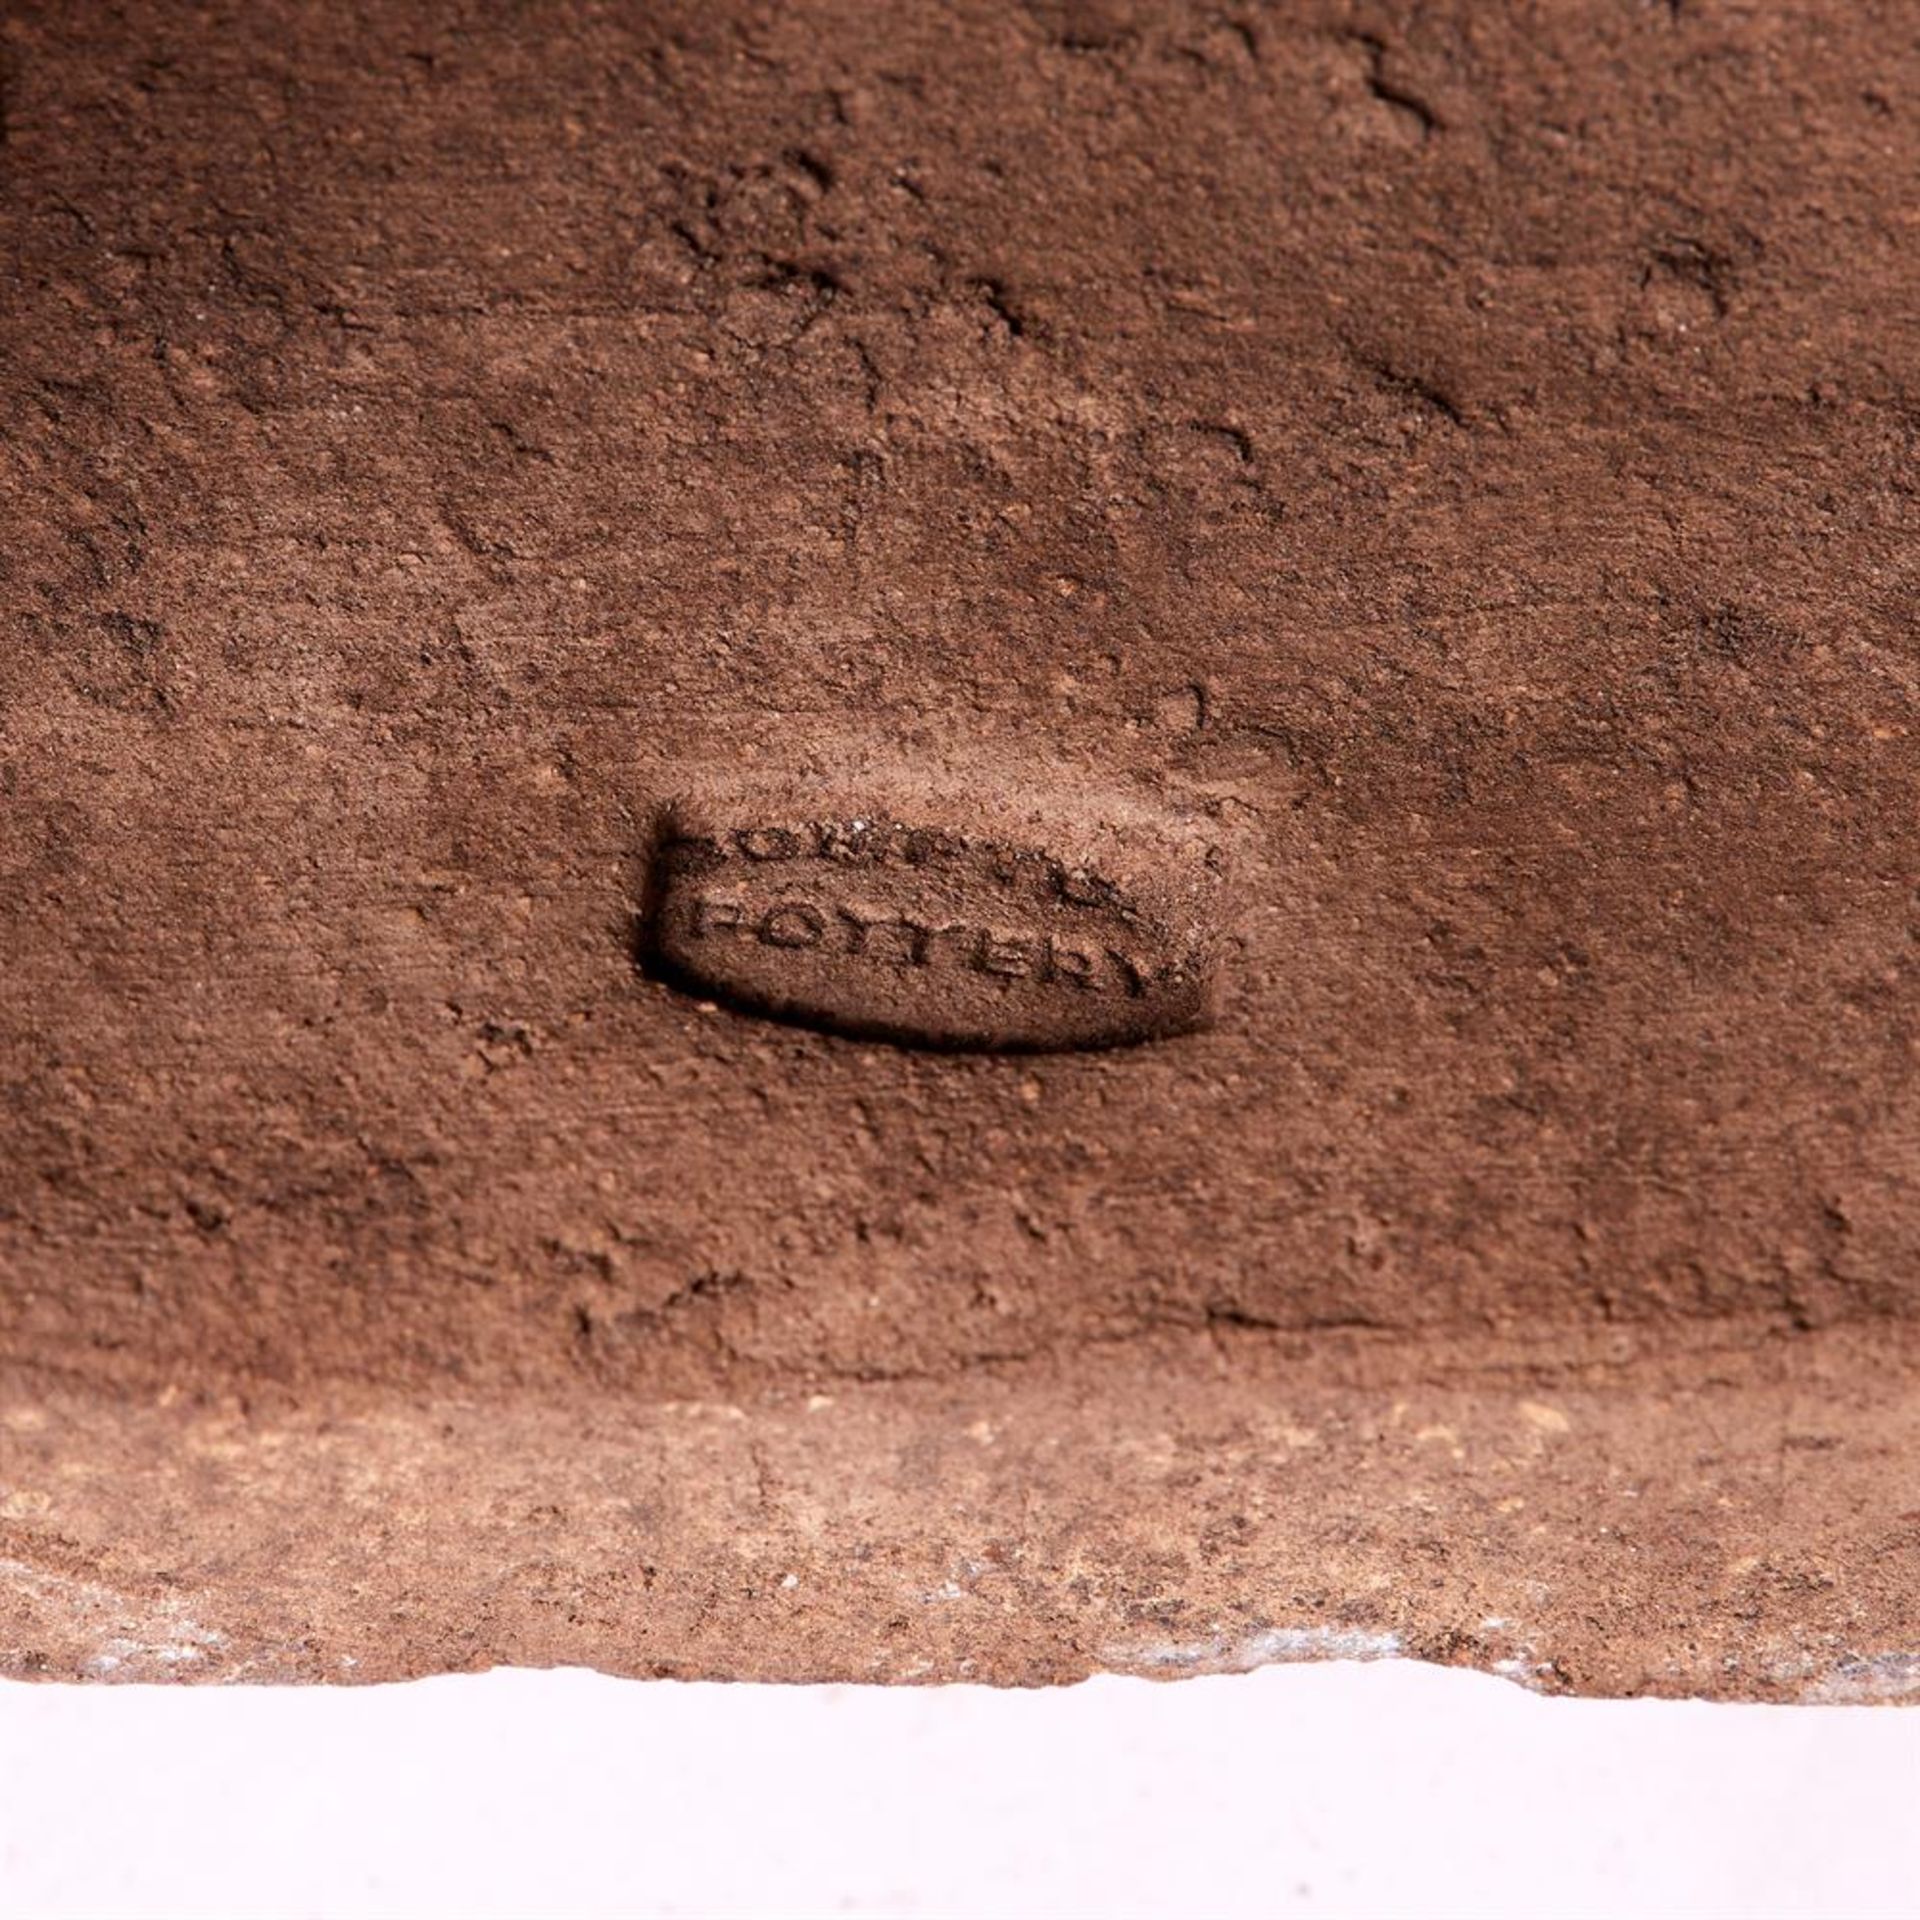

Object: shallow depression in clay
[640,787,1227,1049]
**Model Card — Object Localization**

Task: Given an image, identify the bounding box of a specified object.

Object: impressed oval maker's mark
[644,793,1225,1051]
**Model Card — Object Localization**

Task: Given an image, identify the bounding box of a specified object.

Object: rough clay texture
[0,1,1915,1693]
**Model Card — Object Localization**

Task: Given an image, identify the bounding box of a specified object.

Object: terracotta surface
[0,0,1915,1693]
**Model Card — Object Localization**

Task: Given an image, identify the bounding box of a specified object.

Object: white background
[3,1661,1917,1917]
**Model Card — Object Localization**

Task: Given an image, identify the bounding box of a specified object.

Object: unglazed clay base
[0,0,1914,1695]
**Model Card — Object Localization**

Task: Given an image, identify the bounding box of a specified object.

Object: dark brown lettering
[978,931,1035,979]
[759,901,829,948]
[691,894,748,939]
[736,827,803,861]
[1043,941,1099,990]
